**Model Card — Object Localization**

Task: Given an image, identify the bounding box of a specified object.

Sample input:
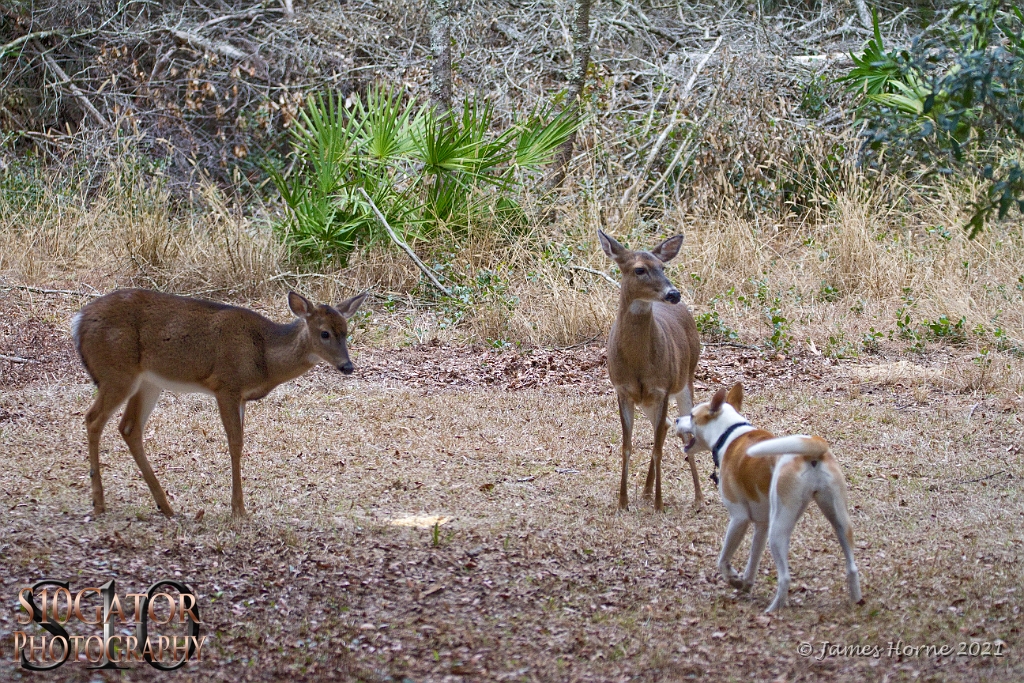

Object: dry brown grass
[3,148,1023,383]
[0,287,1021,681]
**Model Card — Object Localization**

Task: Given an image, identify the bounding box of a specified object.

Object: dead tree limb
[357,188,451,297]
[620,35,722,207]
[35,44,109,128]
[167,28,247,61]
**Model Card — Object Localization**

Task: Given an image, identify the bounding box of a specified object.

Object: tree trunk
[547,0,593,189]
[853,0,873,30]
[429,0,453,114]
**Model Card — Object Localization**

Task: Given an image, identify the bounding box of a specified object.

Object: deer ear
[726,383,744,411]
[598,230,627,262]
[288,291,313,318]
[709,387,727,414]
[650,235,684,262]
[337,292,368,319]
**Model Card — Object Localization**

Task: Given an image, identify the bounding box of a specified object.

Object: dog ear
[709,388,727,415]
[726,383,743,411]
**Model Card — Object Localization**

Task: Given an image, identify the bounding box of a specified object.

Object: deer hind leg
[215,393,247,518]
[118,381,173,517]
[616,393,635,510]
[85,378,136,515]
[673,386,704,509]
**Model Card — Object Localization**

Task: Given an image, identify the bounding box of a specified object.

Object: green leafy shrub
[270,86,580,263]
[923,314,968,344]
[694,308,739,342]
[841,2,1024,236]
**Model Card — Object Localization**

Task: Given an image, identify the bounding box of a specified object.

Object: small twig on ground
[0,284,100,298]
[357,188,451,297]
[0,354,38,364]
[564,265,619,288]
[704,341,761,351]
[955,470,1005,486]
[546,333,602,351]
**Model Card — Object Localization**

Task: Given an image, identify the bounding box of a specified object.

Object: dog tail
[747,435,829,458]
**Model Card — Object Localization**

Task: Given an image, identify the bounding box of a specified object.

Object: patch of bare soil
[1,293,1021,682]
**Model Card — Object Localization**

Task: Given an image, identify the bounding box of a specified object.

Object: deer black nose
[664,290,681,304]
[339,361,354,374]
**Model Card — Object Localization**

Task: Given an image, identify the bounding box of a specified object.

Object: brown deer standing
[599,230,702,512]
[72,289,367,518]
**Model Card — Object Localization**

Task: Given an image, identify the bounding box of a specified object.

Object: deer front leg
[681,384,704,510]
[651,396,670,512]
[216,393,247,518]
[617,393,634,510]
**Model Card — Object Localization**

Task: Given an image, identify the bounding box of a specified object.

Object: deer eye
[634,267,646,276]
[320,331,330,339]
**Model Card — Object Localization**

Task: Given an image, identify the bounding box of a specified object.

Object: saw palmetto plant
[270,85,580,263]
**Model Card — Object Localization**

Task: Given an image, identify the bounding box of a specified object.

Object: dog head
[675,383,746,454]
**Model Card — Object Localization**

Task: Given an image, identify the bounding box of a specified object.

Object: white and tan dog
[675,383,863,612]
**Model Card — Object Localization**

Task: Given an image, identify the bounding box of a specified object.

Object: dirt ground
[1,289,1022,682]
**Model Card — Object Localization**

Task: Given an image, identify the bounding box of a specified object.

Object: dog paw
[856,598,866,606]
[728,577,746,590]
[740,581,753,593]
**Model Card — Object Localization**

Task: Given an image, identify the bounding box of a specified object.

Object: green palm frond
[514,105,581,169]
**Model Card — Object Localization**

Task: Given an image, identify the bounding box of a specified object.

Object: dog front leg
[719,516,750,589]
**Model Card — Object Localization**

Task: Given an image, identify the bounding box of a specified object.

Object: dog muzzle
[675,416,696,452]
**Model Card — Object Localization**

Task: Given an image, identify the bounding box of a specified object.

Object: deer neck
[265,319,316,383]
[614,293,660,349]
[619,290,656,324]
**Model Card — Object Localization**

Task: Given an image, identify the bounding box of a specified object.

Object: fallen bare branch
[1,30,62,58]
[621,35,722,207]
[167,28,247,61]
[565,264,620,289]
[0,354,38,364]
[357,188,451,297]
[35,43,109,128]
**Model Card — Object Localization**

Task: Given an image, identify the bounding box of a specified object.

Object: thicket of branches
[1,1,948,217]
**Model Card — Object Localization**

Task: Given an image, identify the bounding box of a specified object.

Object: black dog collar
[711,421,752,468]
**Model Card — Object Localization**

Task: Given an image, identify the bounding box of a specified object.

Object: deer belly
[138,370,215,397]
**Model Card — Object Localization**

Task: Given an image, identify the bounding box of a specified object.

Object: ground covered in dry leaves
[1,291,1022,682]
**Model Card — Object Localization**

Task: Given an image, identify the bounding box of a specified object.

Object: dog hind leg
[815,489,863,605]
[741,522,768,592]
[766,500,804,612]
